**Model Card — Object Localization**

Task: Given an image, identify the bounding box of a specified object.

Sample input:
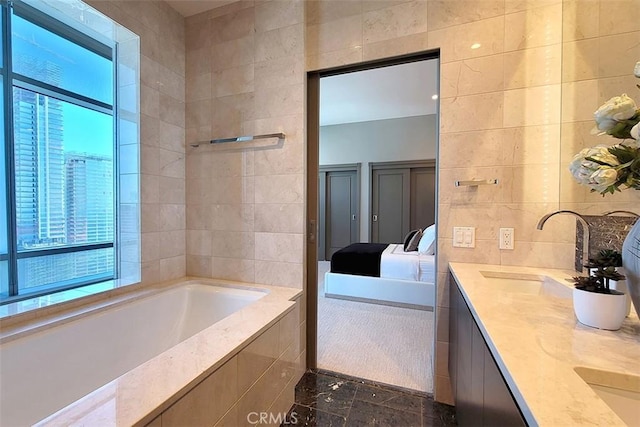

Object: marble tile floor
[282,370,456,427]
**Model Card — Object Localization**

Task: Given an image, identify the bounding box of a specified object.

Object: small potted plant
[585,249,631,317]
[572,250,627,330]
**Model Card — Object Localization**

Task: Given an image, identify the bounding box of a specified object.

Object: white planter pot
[610,279,631,317]
[573,288,627,330]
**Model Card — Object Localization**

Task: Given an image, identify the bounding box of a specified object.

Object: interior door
[371,168,410,243]
[411,167,436,229]
[325,170,358,259]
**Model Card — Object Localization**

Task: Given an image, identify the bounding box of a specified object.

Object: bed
[324,241,436,310]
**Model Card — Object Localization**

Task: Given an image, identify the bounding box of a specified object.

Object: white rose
[569,148,599,185]
[594,94,638,131]
[635,61,640,78]
[569,146,620,189]
[589,167,618,193]
[631,122,640,140]
[588,145,620,166]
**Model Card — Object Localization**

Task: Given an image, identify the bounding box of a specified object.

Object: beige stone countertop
[1,277,302,426]
[449,262,640,427]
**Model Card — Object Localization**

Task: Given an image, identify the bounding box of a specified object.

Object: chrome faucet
[537,210,590,273]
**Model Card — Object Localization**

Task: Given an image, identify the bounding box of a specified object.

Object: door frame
[369,160,436,242]
[319,163,361,261]
[306,50,440,369]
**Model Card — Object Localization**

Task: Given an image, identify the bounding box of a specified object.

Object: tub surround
[0,279,166,332]
[449,262,640,426]
[0,276,240,338]
[1,278,303,426]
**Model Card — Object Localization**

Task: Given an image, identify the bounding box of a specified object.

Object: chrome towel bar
[190,132,285,148]
[454,179,498,187]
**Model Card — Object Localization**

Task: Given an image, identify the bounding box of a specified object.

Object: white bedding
[418,254,435,283]
[380,244,435,283]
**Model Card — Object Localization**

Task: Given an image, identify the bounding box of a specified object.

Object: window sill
[0,278,139,324]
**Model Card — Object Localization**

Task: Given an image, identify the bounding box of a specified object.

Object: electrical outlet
[500,228,514,250]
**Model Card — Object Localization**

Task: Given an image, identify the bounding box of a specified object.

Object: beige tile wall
[184,1,306,291]
[87,0,187,285]
[559,0,640,214]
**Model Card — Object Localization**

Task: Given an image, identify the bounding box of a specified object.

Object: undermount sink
[574,367,640,426]
[479,271,572,298]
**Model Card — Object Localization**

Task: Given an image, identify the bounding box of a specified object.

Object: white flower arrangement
[569,62,640,195]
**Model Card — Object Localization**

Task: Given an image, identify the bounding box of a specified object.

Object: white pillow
[418,224,436,255]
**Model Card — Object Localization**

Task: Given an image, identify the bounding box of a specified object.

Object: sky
[12,13,114,157]
[61,102,112,156]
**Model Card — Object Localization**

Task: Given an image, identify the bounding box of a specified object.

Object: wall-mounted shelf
[455,179,498,187]
[190,132,285,148]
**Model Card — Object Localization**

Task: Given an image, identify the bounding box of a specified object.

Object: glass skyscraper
[13,71,66,249]
[12,55,114,291]
[65,153,114,244]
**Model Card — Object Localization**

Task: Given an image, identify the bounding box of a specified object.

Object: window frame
[1,0,119,303]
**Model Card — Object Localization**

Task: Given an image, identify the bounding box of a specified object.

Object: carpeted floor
[316,261,434,393]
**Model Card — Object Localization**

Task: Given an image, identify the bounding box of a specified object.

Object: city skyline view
[4,11,116,294]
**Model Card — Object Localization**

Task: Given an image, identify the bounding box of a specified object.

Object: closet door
[325,170,358,259]
[410,167,436,229]
[371,168,410,243]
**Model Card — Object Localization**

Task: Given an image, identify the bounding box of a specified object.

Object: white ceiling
[320,59,439,127]
[166,0,236,17]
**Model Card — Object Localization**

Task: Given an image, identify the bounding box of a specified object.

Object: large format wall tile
[362,1,429,44]
[440,55,505,98]
[504,3,562,51]
[428,0,504,30]
[88,0,187,284]
[428,16,505,63]
[185,1,305,294]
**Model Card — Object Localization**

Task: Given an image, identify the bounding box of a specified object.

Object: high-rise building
[12,56,65,250]
[65,153,114,280]
[65,152,114,244]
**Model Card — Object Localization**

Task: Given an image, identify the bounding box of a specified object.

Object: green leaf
[585,156,611,166]
[607,121,633,139]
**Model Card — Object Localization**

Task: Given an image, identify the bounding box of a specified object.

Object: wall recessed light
[471,43,481,50]
[431,94,438,100]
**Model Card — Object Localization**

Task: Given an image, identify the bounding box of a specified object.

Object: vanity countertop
[449,262,640,427]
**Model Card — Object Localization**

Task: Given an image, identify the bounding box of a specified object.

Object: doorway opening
[306,51,440,393]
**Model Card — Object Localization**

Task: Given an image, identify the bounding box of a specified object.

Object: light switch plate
[453,227,475,248]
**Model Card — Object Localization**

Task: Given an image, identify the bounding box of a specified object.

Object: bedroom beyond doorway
[316,261,434,392]
[306,52,440,394]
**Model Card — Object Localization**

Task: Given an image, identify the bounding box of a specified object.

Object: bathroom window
[1,1,121,301]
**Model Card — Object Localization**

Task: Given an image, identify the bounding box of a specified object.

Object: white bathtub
[0,282,268,426]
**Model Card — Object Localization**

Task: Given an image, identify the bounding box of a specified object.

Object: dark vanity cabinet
[449,274,527,427]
